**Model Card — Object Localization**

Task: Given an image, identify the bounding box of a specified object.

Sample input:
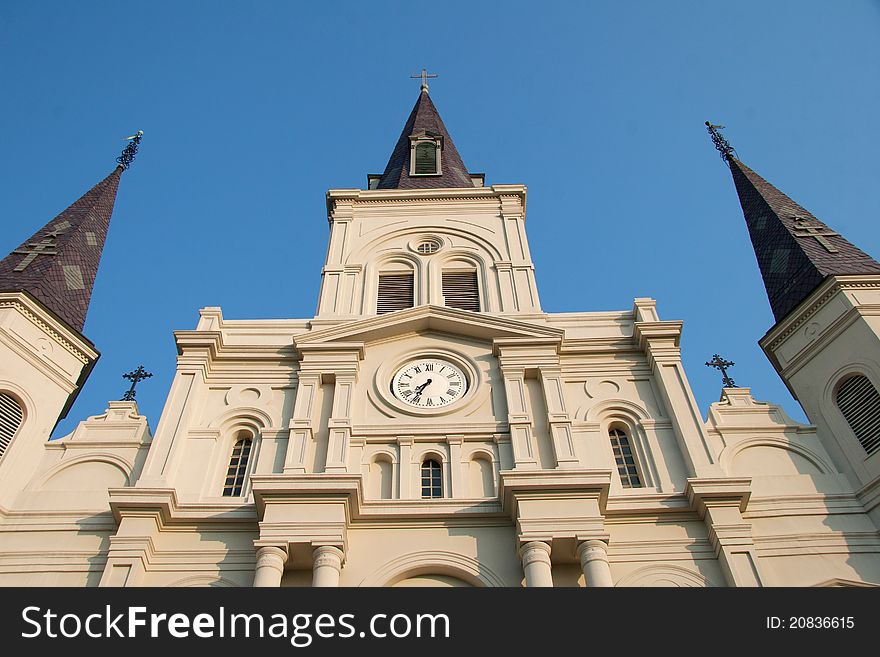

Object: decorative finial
[121,365,152,401]
[705,354,737,388]
[705,121,736,163]
[410,68,438,92]
[116,130,144,170]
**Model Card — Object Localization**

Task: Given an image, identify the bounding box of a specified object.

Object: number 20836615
[766,617,854,630]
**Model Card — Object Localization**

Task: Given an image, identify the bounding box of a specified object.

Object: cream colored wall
[318,187,540,319]
[761,276,880,525]
[4,192,880,589]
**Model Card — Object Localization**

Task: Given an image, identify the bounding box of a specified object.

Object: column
[253,545,287,587]
[312,546,344,587]
[578,540,613,587]
[519,541,553,587]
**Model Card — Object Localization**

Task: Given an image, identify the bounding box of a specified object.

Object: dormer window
[410,133,442,176]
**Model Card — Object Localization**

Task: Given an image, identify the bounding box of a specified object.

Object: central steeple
[371,88,479,190]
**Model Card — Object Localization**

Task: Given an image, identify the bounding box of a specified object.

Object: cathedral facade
[1,88,879,587]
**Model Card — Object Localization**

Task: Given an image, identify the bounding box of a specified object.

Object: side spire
[710,124,880,322]
[0,133,143,333]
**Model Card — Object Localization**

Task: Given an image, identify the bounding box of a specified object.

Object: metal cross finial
[705,121,737,163]
[705,354,737,388]
[116,130,144,170]
[121,365,152,401]
[410,68,438,92]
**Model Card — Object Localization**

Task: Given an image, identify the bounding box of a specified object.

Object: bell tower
[0,136,139,506]
[711,123,880,505]
[316,85,542,322]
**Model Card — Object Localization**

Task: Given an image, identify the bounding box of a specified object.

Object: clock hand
[412,379,432,402]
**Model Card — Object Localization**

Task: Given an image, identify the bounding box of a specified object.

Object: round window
[416,239,441,255]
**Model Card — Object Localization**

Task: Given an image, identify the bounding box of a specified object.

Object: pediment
[295,305,562,349]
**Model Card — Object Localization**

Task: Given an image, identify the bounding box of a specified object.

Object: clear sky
[2,1,879,437]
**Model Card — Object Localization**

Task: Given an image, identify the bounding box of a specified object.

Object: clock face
[391,358,468,408]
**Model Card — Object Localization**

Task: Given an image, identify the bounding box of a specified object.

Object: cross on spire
[11,220,71,271]
[411,68,438,92]
[121,365,152,401]
[705,354,737,388]
[791,215,840,253]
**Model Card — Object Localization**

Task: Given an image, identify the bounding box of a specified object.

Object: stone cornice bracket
[684,477,752,518]
[293,341,364,377]
[500,469,612,547]
[107,487,257,526]
[492,336,563,369]
[631,320,683,365]
[250,475,364,556]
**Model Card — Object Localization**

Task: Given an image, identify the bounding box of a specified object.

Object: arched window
[442,267,480,312]
[836,375,880,456]
[0,392,23,460]
[223,432,254,496]
[421,459,442,498]
[610,427,642,488]
[377,262,415,314]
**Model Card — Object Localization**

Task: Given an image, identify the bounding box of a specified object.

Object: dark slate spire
[727,156,880,322]
[375,89,474,190]
[0,166,124,333]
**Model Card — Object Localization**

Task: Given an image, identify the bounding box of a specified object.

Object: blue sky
[2,1,879,436]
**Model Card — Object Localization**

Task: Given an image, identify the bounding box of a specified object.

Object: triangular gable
[296,305,562,348]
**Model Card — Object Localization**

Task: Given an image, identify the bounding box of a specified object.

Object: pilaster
[632,298,719,478]
[686,477,763,587]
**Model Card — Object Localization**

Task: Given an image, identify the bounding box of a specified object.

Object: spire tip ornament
[116,130,143,170]
[705,121,736,163]
[410,68,438,92]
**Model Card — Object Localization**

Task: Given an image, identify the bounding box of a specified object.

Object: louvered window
[414,142,437,174]
[377,273,414,314]
[836,375,880,456]
[610,428,642,488]
[223,434,253,496]
[0,392,23,460]
[442,270,480,312]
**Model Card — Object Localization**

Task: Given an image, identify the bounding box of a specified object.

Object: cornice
[761,275,880,353]
[0,294,96,365]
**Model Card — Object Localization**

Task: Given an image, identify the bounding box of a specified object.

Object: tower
[713,125,880,513]
[0,138,137,508]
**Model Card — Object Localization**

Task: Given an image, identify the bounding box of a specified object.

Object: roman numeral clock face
[391,358,469,409]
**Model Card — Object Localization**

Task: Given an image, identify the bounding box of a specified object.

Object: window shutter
[836,375,880,456]
[414,142,437,174]
[442,270,480,312]
[0,392,23,459]
[377,273,415,314]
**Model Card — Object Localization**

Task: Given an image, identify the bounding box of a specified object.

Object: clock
[391,358,469,408]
